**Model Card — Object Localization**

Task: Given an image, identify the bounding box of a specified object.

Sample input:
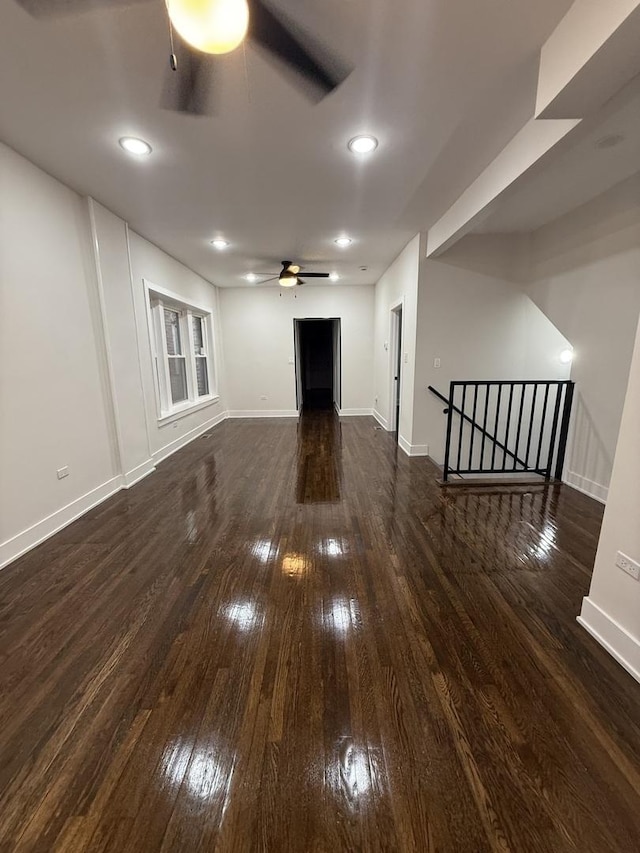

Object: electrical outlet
[434,357,441,368]
[56,466,69,480]
[616,551,640,581]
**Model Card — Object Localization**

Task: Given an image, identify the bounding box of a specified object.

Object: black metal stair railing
[428,380,575,483]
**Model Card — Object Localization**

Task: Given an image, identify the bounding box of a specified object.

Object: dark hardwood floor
[1,412,639,852]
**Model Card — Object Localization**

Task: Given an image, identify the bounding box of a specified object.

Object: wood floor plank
[1,411,639,852]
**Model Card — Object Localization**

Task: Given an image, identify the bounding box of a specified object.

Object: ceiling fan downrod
[167,12,178,70]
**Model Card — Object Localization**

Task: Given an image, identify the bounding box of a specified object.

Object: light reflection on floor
[317,538,347,557]
[325,740,373,808]
[161,739,235,814]
[252,539,277,563]
[326,598,355,635]
[224,600,259,631]
[282,552,309,577]
[531,522,556,560]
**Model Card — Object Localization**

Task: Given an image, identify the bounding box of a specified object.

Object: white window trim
[144,280,219,423]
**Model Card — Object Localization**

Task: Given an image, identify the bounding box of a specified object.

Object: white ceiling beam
[425,118,580,258]
[426,0,640,257]
[536,0,640,119]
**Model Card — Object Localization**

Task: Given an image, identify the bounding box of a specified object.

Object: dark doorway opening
[294,319,341,412]
[391,305,403,443]
[394,306,402,442]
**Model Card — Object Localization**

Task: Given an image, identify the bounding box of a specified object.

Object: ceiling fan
[255,260,331,287]
[13,0,352,115]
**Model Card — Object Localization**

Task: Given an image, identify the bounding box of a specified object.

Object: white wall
[413,234,570,465]
[89,200,152,484]
[0,143,228,568]
[373,235,420,450]
[0,143,118,566]
[526,174,640,501]
[128,232,227,460]
[220,285,374,416]
[579,313,640,683]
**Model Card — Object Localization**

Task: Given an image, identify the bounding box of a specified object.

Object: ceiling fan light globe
[166,0,249,56]
[279,275,298,287]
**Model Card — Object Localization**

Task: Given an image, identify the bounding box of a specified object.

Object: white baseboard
[153,410,228,464]
[122,458,156,489]
[565,470,608,504]
[0,476,123,570]
[372,412,427,457]
[407,444,429,457]
[578,597,640,684]
[337,408,374,417]
[398,435,411,456]
[373,409,389,430]
[225,410,299,419]
[398,435,429,457]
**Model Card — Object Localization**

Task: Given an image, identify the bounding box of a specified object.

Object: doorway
[294,318,341,412]
[390,304,403,441]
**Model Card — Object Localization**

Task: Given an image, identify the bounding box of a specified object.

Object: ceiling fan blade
[161,37,217,116]
[255,276,279,284]
[13,0,149,18]
[250,0,351,98]
[297,272,330,278]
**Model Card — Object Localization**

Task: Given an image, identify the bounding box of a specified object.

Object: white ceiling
[0,0,573,287]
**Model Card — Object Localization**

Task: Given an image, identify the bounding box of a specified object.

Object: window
[191,315,209,397]
[164,308,188,404]
[147,285,217,421]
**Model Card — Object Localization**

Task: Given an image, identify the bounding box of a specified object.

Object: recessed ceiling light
[329,272,339,282]
[348,135,378,154]
[335,236,352,247]
[245,273,258,282]
[119,136,152,156]
[211,239,229,250]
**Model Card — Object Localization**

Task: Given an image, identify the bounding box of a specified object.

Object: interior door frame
[293,319,303,413]
[293,317,341,414]
[332,318,342,413]
[389,298,404,437]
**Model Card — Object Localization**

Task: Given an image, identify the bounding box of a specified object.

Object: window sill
[158,395,221,426]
